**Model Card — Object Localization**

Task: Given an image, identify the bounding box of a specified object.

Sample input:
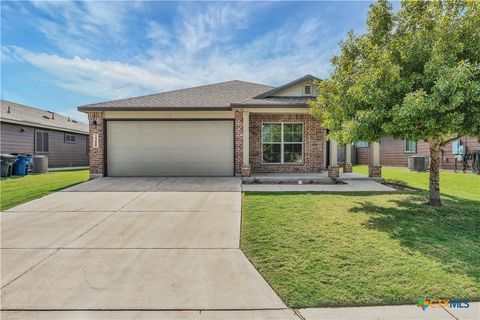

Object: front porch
[236,110,383,179]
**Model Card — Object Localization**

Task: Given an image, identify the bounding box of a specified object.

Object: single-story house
[355,136,480,170]
[1,99,89,168]
[79,75,363,178]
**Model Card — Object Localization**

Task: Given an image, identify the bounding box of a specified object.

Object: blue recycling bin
[13,155,30,176]
[25,155,33,172]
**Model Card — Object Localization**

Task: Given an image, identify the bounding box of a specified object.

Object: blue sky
[1,1,375,122]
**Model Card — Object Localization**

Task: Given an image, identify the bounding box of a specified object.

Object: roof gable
[254,75,320,99]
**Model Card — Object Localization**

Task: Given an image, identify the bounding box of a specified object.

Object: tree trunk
[428,141,442,206]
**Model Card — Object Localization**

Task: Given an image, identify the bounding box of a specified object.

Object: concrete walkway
[1,177,291,319]
[242,180,395,192]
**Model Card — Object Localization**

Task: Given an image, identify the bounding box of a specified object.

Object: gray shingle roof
[1,100,89,134]
[78,80,274,111]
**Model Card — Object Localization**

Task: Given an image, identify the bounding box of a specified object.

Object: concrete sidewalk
[2,303,477,319]
[297,303,479,320]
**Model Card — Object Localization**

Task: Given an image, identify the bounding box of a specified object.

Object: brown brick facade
[356,136,480,170]
[88,111,325,177]
[87,111,104,178]
[356,145,371,165]
[248,113,323,174]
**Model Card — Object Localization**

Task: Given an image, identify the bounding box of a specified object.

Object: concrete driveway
[1,177,296,319]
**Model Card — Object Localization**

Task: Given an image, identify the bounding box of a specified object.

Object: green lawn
[241,167,480,307]
[353,165,480,201]
[0,170,89,211]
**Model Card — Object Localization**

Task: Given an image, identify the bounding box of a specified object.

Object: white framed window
[404,139,416,153]
[304,85,311,95]
[355,141,369,148]
[35,130,49,153]
[65,133,76,143]
[262,123,303,164]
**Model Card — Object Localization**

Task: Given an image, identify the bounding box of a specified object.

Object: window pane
[43,132,49,152]
[284,143,302,163]
[263,143,281,163]
[355,141,369,148]
[36,132,43,152]
[262,124,281,142]
[405,140,416,152]
[284,124,303,142]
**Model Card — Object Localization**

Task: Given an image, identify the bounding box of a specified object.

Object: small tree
[310,0,480,205]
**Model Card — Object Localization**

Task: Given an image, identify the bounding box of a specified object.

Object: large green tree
[310,0,480,205]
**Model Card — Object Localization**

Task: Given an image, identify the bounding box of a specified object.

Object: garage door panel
[107,121,233,176]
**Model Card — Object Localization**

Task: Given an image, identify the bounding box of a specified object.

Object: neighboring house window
[35,130,49,153]
[262,123,303,164]
[304,85,311,95]
[65,133,76,143]
[355,141,369,148]
[404,139,417,153]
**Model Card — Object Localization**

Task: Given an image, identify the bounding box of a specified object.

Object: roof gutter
[230,103,308,108]
[1,118,89,135]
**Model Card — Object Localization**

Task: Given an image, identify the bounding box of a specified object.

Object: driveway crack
[1,248,60,289]
[62,192,147,248]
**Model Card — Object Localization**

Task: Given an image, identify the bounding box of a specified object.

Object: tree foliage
[310,0,480,145]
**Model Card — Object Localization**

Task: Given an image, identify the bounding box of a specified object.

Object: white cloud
[146,21,171,46]
[173,2,251,57]
[143,10,335,86]
[27,1,141,56]
[5,46,183,99]
[4,2,341,102]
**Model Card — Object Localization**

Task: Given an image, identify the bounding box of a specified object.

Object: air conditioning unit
[408,156,429,171]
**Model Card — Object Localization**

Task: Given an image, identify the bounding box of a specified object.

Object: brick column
[368,165,382,177]
[234,111,243,176]
[368,141,382,177]
[88,111,104,179]
[328,138,339,177]
[241,111,251,176]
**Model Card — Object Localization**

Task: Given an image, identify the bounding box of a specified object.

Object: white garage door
[106,121,234,176]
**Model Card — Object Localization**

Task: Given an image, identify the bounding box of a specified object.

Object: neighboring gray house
[1,99,89,168]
